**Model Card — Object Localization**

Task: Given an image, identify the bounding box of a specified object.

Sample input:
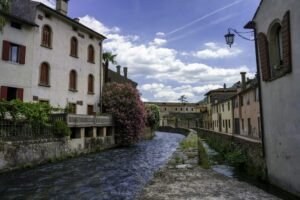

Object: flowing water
[0,132,185,200]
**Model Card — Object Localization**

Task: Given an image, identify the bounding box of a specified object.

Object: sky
[34,0,261,103]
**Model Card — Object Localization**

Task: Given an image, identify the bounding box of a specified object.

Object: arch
[69,70,77,90]
[70,37,78,57]
[39,62,50,86]
[41,25,52,48]
[88,74,94,94]
[88,45,95,63]
[268,19,283,73]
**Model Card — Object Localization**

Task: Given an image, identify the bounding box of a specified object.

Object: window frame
[69,70,78,92]
[41,25,52,49]
[88,74,94,94]
[87,45,95,63]
[70,37,78,58]
[39,62,51,87]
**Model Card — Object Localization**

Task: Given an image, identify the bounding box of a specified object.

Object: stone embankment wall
[194,128,267,180]
[0,136,115,172]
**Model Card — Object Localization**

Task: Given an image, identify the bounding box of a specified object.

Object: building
[0,0,105,115]
[246,0,300,196]
[105,65,137,88]
[232,73,261,139]
[204,86,237,130]
[145,102,206,128]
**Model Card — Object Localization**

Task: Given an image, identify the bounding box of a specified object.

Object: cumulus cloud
[156,32,165,37]
[149,38,167,46]
[32,0,55,8]
[139,83,222,102]
[192,42,242,59]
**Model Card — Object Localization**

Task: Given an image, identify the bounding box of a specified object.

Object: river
[0,132,184,200]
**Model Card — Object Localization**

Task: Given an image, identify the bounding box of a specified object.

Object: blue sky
[36,0,261,102]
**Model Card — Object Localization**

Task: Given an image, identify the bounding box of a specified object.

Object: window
[39,62,50,86]
[70,37,78,57]
[87,105,94,115]
[240,96,244,106]
[2,41,26,64]
[228,120,231,128]
[88,45,94,63]
[0,86,23,101]
[68,103,76,114]
[41,25,52,48]
[269,22,283,75]
[69,70,77,91]
[164,107,167,111]
[241,119,244,130]
[222,104,224,112]
[88,74,94,94]
[39,99,50,104]
[191,108,194,111]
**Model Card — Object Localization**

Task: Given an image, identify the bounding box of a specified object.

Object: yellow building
[211,98,234,134]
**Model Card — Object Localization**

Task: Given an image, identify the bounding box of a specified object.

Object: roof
[231,77,259,98]
[252,0,264,21]
[210,92,236,105]
[107,69,138,87]
[7,0,106,40]
[0,11,38,26]
[145,102,205,107]
[205,88,237,96]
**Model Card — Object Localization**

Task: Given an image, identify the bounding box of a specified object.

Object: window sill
[88,92,95,95]
[88,60,95,64]
[69,89,78,92]
[70,54,78,59]
[39,84,51,88]
[267,70,289,82]
[40,44,52,49]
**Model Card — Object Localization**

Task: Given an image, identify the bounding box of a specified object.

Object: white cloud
[192,42,242,59]
[139,83,222,102]
[156,32,165,37]
[31,0,55,8]
[79,15,253,101]
[149,38,167,46]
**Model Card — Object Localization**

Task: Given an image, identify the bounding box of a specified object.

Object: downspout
[99,40,103,113]
[253,24,266,157]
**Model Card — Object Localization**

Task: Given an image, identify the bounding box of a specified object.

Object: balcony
[50,113,114,128]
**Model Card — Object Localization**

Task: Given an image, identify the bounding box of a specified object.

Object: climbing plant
[0,0,10,31]
[145,104,160,131]
[102,83,146,146]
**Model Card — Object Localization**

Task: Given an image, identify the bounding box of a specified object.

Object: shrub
[225,150,248,169]
[145,104,160,131]
[102,83,146,146]
[53,120,71,137]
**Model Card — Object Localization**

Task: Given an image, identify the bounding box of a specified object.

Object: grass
[198,138,210,169]
[179,134,198,149]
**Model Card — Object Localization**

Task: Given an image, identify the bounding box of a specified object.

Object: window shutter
[19,45,26,64]
[17,88,24,101]
[282,11,292,73]
[0,86,8,100]
[257,32,271,81]
[2,40,10,61]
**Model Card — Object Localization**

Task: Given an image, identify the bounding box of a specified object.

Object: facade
[204,87,236,130]
[211,98,234,134]
[232,73,261,139]
[0,0,105,115]
[247,0,300,196]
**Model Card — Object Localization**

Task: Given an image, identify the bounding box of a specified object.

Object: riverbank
[138,130,279,200]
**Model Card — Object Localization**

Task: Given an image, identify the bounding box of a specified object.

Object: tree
[145,104,160,131]
[0,0,10,31]
[103,52,118,65]
[178,95,188,103]
[102,83,146,146]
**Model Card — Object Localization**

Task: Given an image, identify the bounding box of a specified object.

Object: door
[234,118,240,135]
[218,114,222,132]
[248,118,252,136]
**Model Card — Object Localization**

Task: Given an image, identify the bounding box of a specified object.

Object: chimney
[74,18,80,22]
[116,65,121,75]
[56,0,69,15]
[240,72,246,90]
[223,83,226,89]
[123,67,128,78]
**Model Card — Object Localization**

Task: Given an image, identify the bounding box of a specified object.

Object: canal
[0,132,185,200]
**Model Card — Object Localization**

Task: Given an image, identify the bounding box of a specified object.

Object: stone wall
[0,136,116,172]
[195,128,266,180]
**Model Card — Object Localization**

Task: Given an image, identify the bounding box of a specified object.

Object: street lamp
[224,28,254,48]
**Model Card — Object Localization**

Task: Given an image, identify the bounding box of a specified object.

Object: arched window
[268,21,283,74]
[41,25,52,48]
[88,74,94,94]
[88,45,95,63]
[69,70,77,91]
[39,62,50,86]
[70,37,78,57]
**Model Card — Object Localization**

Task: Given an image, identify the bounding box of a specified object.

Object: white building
[247,0,300,196]
[0,0,106,115]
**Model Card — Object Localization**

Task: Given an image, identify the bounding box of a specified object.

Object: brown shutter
[257,32,271,81]
[282,11,292,73]
[2,40,10,61]
[17,88,24,101]
[19,45,26,64]
[0,86,8,100]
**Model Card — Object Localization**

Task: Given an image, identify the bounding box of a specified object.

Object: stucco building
[246,0,300,196]
[232,73,261,139]
[0,0,105,115]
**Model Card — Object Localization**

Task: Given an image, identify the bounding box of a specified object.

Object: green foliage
[180,134,198,149]
[225,150,248,169]
[145,104,160,131]
[0,0,11,31]
[198,138,210,169]
[103,52,118,65]
[52,120,71,137]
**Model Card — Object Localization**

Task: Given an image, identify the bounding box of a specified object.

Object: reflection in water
[0,132,184,200]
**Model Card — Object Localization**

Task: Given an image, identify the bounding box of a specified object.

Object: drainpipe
[253,25,266,157]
